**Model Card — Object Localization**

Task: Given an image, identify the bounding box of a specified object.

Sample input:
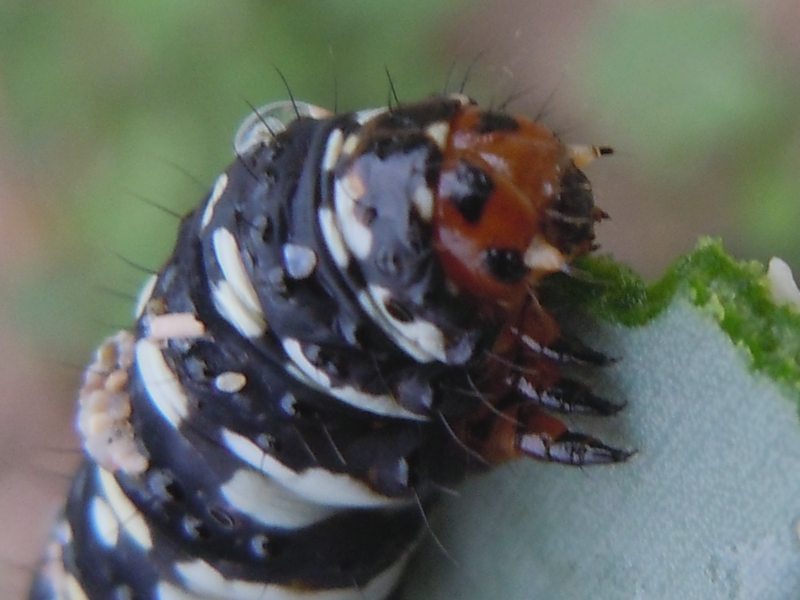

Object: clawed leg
[517,375,625,416]
[512,326,613,366]
[479,404,632,466]
[470,297,632,467]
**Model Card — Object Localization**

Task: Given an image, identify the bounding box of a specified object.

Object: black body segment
[30,94,627,600]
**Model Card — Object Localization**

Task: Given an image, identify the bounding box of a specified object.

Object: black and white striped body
[32,96,493,599]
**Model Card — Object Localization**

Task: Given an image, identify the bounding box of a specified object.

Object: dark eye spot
[442,160,494,224]
[384,298,414,323]
[485,248,527,283]
[476,111,520,133]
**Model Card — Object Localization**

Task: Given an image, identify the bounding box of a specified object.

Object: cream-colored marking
[211,280,267,338]
[334,176,373,259]
[354,106,388,125]
[97,466,153,549]
[318,207,350,268]
[523,236,565,273]
[222,429,410,508]
[567,144,609,169]
[425,121,450,150]
[342,169,366,200]
[356,290,436,363]
[65,575,90,600]
[136,338,189,427]
[220,469,336,528]
[213,227,263,315]
[368,285,447,362]
[90,496,119,547]
[282,339,332,388]
[282,243,317,279]
[170,551,410,600]
[77,331,148,474]
[200,173,229,229]
[134,274,158,319]
[448,92,473,106]
[281,339,426,420]
[342,133,359,156]
[157,582,197,600]
[767,257,800,309]
[321,128,344,172]
[307,104,333,119]
[146,312,206,340]
[412,184,434,222]
[214,371,247,393]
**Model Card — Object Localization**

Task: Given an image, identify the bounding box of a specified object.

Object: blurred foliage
[580,1,800,266]
[0,0,464,353]
[544,239,800,400]
[1,0,798,357]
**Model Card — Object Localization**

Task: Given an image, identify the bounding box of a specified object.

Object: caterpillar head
[432,103,611,310]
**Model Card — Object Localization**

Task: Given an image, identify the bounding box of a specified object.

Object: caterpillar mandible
[30,93,628,599]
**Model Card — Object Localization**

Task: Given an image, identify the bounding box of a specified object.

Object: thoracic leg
[477,404,632,466]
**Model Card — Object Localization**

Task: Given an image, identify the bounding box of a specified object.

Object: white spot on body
[211,280,267,338]
[412,184,434,222]
[96,466,153,549]
[90,496,119,548]
[222,429,411,508]
[306,104,333,119]
[146,312,206,341]
[281,339,427,420]
[767,257,800,309]
[342,133,360,156]
[134,274,158,319]
[523,235,565,273]
[321,128,344,172]
[318,207,350,268]
[359,286,447,363]
[282,243,318,279]
[334,175,373,260]
[212,228,263,315]
[354,106,388,125]
[77,331,148,475]
[425,121,450,150]
[448,92,473,106]
[172,553,409,600]
[200,173,229,230]
[156,582,197,600]
[136,338,189,428]
[342,169,366,200]
[220,469,336,529]
[214,371,247,393]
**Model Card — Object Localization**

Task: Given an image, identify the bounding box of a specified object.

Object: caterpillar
[30,92,629,599]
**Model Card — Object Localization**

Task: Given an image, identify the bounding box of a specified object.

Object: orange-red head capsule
[432,104,609,308]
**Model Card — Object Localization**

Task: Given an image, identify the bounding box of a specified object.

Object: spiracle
[30,94,628,600]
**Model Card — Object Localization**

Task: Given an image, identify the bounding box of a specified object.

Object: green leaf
[403,242,800,599]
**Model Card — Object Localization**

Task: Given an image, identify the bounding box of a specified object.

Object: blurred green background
[0,0,798,594]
